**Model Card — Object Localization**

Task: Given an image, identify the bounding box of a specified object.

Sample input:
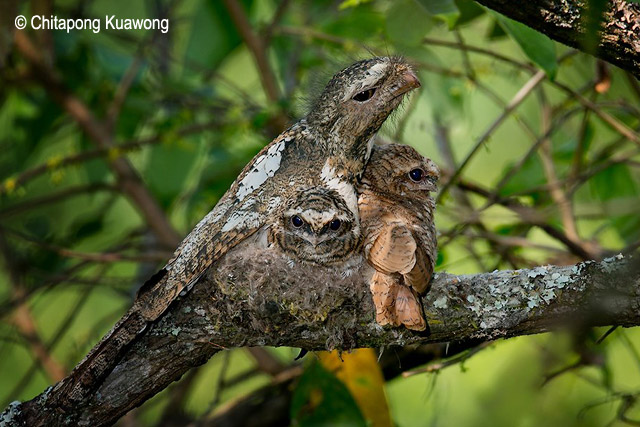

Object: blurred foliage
[318,349,392,426]
[1,0,640,426]
[291,360,367,426]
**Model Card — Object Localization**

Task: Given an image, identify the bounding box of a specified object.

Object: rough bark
[2,253,639,426]
[475,0,640,78]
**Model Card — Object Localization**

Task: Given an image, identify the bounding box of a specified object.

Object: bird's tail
[46,269,168,410]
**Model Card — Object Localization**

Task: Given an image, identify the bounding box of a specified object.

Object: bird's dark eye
[329,219,342,231]
[291,215,304,228]
[409,168,423,182]
[353,88,376,102]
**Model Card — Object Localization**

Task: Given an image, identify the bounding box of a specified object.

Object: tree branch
[474,0,640,78]
[4,253,639,426]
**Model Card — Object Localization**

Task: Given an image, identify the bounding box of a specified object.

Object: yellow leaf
[318,348,392,427]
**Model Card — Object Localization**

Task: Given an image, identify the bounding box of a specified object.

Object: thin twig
[0,233,67,383]
[433,120,520,267]
[553,79,640,146]
[453,30,475,80]
[438,69,547,203]
[536,88,584,251]
[221,0,281,104]
[453,179,594,259]
[247,347,287,376]
[3,283,94,406]
[263,0,292,43]
[541,357,584,386]
[0,226,171,263]
[0,184,116,218]
[0,120,221,196]
[105,56,144,132]
[422,37,536,72]
[402,343,491,377]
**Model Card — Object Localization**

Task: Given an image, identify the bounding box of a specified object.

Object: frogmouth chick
[358,143,439,331]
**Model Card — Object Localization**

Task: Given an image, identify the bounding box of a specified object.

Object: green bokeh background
[1,0,639,425]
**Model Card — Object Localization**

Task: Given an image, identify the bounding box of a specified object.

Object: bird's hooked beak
[392,66,421,98]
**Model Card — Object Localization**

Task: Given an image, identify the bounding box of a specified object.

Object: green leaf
[291,361,367,427]
[492,12,557,79]
[590,164,638,202]
[145,139,200,209]
[454,0,485,27]
[499,155,546,199]
[414,0,460,29]
[322,1,384,41]
[486,18,507,40]
[184,0,251,69]
[386,0,432,46]
[338,0,373,9]
[590,164,640,243]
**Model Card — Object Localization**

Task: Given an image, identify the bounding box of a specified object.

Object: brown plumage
[49,57,420,410]
[358,143,439,331]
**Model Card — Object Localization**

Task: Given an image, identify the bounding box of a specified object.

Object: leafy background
[1,0,639,425]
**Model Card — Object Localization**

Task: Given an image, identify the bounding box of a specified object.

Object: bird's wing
[403,240,434,294]
[51,130,297,407]
[137,128,297,319]
[403,222,437,294]
[136,218,263,320]
[366,216,417,276]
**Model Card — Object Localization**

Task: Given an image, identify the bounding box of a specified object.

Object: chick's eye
[291,215,304,228]
[353,88,376,102]
[329,219,342,231]
[409,168,423,182]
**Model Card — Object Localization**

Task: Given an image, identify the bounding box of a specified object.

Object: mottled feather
[366,218,416,275]
[394,285,427,331]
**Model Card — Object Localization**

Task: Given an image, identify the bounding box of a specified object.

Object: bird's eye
[291,215,304,228]
[353,88,376,102]
[329,219,342,231]
[409,168,423,182]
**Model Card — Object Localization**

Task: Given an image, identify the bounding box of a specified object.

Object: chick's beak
[425,178,438,193]
[306,234,327,247]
